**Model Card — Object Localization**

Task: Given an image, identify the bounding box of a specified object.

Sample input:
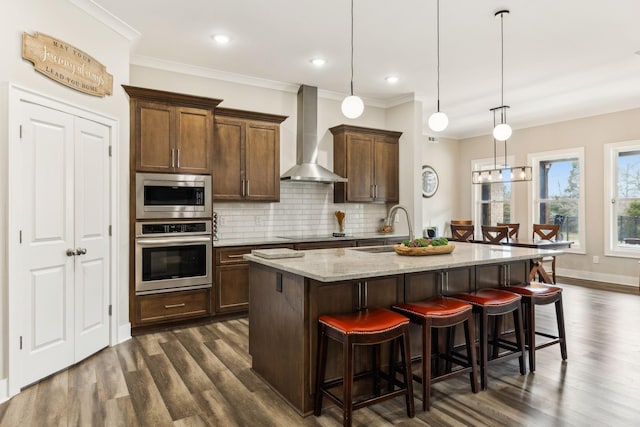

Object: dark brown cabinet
[330,124,402,203]
[135,288,211,326]
[214,244,293,314]
[123,85,221,174]
[213,108,287,201]
[475,260,528,288]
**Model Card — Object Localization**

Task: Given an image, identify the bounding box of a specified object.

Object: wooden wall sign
[22,32,113,97]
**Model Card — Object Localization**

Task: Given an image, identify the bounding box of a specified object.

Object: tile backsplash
[213,182,388,239]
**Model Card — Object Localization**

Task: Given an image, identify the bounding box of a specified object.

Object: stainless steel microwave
[136,173,212,219]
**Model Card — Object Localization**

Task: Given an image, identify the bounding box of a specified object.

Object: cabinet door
[135,101,174,172]
[245,121,280,201]
[373,136,399,203]
[213,118,244,200]
[216,264,249,313]
[175,106,212,174]
[346,134,374,202]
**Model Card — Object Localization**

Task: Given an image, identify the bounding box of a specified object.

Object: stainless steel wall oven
[135,220,212,294]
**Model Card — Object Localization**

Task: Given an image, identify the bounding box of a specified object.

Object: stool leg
[400,327,415,418]
[314,325,328,416]
[513,304,527,375]
[525,300,536,372]
[555,296,568,361]
[464,315,479,394]
[372,344,381,395]
[422,319,431,411]
[343,338,354,427]
[478,309,489,390]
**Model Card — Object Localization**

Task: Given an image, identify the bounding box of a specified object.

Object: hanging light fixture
[427,0,448,132]
[341,0,364,119]
[492,10,512,141]
[472,9,531,184]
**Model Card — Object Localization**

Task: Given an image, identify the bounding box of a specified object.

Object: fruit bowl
[393,243,455,256]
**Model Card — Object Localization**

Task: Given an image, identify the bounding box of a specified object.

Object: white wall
[0,0,132,397]
[459,108,640,286]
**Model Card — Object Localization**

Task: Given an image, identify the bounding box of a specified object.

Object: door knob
[76,248,87,255]
[66,249,76,257]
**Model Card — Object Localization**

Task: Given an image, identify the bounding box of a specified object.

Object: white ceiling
[90,0,640,139]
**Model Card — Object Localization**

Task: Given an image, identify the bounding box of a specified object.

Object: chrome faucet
[384,204,415,242]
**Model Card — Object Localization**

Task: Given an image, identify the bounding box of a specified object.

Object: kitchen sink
[352,245,396,253]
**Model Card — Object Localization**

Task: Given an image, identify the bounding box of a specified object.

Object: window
[529,148,585,253]
[604,140,640,258]
[472,157,514,232]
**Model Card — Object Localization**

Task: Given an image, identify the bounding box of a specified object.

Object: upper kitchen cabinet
[330,124,402,203]
[213,108,287,202]
[123,85,222,174]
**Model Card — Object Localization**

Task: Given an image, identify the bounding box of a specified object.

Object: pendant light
[427,0,448,132]
[341,0,364,119]
[492,10,512,141]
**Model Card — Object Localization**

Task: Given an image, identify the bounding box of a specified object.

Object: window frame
[471,156,516,238]
[528,147,585,254]
[604,139,640,258]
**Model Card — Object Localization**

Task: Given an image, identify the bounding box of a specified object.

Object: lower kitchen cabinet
[293,240,357,250]
[135,288,211,325]
[214,244,293,314]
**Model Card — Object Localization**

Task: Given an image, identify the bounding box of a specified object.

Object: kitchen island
[246,242,562,415]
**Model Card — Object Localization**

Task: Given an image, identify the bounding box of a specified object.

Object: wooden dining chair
[450,224,475,242]
[532,224,560,283]
[481,226,509,244]
[451,220,473,225]
[497,223,519,240]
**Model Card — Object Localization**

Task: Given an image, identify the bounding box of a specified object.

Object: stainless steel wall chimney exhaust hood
[280,85,348,183]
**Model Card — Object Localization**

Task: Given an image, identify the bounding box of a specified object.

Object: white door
[17,101,110,386]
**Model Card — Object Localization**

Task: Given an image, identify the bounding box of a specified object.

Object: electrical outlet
[593,255,599,264]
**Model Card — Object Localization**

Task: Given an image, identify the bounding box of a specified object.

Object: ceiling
[90,0,640,139]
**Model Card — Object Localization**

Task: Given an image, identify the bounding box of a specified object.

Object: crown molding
[68,0,140,41]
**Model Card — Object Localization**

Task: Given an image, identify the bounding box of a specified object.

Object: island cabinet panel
[249,265,309,414]
[475,259,529,288]
[213,108,287,202]
[331,124,402,203]
[404,266,475,302]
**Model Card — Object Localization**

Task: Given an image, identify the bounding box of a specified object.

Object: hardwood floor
[1,283,639,426]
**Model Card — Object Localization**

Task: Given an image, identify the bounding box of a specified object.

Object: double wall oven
[135,173,213,295]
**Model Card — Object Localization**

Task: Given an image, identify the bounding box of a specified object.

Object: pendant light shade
[427,0,448,132]
[341,95,364,119]
[428,111,449,132]
[341,0,363,119]
[493,122,512,141]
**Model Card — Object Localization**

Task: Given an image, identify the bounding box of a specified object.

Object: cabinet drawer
[136,289,211,324]
[216,244,294,265]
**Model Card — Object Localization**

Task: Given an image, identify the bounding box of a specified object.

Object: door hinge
[109,225,112,236]
[19,336,23,350]
[108,146,112,157]
[108,305,112,316]
[19,230,22,244]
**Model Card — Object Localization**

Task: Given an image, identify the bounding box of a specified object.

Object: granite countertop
[212,232,408,247]
[244,242,563,282]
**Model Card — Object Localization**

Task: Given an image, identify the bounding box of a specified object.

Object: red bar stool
[502,282,567,371]
[392,297,479,411]
[314,308,415,427]
[451,289,526,389]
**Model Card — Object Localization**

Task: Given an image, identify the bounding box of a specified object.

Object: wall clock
[422,165,439,198]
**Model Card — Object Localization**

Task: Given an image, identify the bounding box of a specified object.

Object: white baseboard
[117,322,132,344]
[557,267,638,288]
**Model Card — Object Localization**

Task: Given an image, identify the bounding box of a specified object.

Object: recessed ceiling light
[385,76,399,84]
[212,34,230,45]
[311,58,327,67]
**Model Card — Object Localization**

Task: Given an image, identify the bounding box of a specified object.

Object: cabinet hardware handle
[66,249,76,257]
[76,247,87,255]
[370,185,374,198]
[171,149,175,168]
[164,303,186,309]
[227,254,247,258]
[177,149,180,168]
[375,185,378,199]
[241,179,245,197]
[246,180,250,197]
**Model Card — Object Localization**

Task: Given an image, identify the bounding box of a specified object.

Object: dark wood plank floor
[1,283,639,426]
